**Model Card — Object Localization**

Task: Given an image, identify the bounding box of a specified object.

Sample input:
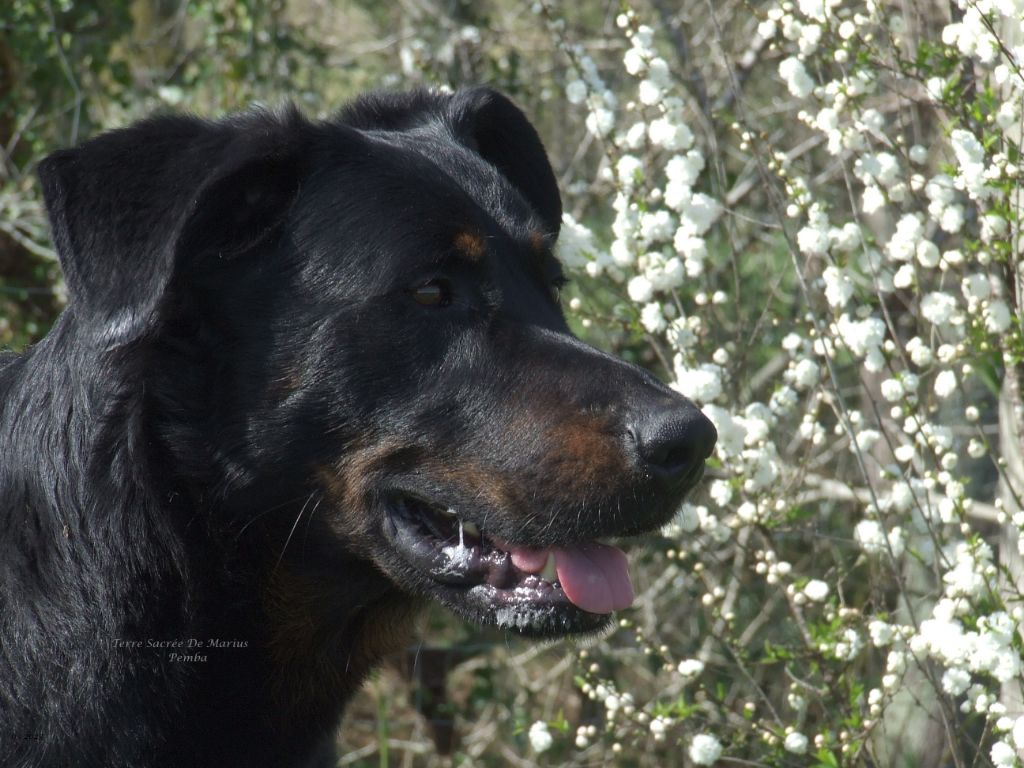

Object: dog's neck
[160,461,420,753]
[0,319,193,595]
[0,325,418,763]
[182,540,416,757]
[260,560,417,728]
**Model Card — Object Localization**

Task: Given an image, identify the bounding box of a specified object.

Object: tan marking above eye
[453,230,485,261]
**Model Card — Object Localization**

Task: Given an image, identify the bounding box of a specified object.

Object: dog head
[39,88,716,638]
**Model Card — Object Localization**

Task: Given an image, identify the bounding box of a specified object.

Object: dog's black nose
[628,404,717,482]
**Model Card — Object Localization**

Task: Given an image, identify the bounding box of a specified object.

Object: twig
[43,0,83,145]
[649,0,710,118]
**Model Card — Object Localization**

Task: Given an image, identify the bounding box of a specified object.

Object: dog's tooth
[540,553,557,582]
[442,507,458,518]
[462,521,480,538]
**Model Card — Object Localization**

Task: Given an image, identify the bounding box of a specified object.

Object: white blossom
[528,721,553,753]
[627,275,653,303]
[934,370,958,398]
[689,734,723,765]
[881,378,904,402]
[962,273,992,304]
[565,80,587,104]
[869,620,896,646]
[649,119,693,150]
[986,300,1013,333]
[674,363,724,402]
[949,129,989,200]
[887,215,923,263]
[623,48,646,76]
[822,266,854,308]
[790,358,820,389]
[677,658,705,678]
[779,56,815,98]
[617,155,643,187]
[709,479,733,507]
[679,193,722,235]
[942,667,971,696]
[585,108,615,138]
[784,731,809,754]
[921,292,958,325]
[906,336,934,367]
[855,519,884,554]
[640,302,667,333]
[836,315,886,359]
[992,741,1016,767]
[804,579,829,602]
[862,184,886,214]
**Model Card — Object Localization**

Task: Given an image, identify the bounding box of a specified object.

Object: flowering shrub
[523,0,1024,764]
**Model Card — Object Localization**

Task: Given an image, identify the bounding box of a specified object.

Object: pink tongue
[554,545,634,614]
[508,543,634,614]
[510,547,550,572]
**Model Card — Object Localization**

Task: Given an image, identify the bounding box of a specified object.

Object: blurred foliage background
[3,1,975,766]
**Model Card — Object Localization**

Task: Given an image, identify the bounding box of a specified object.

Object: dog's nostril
[629,406,718,480]
[652,441,693,473]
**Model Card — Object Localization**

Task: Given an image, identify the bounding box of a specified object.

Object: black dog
[0,88,716,767]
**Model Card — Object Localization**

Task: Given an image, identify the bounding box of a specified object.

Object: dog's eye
[411,279,451,307]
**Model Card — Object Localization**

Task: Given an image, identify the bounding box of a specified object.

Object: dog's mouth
[382,491,635,636]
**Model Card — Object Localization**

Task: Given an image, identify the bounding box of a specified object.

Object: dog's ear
[38,108,307,347]
[340,88,562,236]
[447,88,562,237]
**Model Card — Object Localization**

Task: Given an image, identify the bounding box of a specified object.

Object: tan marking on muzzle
[539,413,628,494]
[433,461,517,511]
[317,443,412,550]
[320,441,518,527]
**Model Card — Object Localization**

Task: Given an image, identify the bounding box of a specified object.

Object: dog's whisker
[300,491,323,552]
[412,640,424,677]
[234,492,322,540]
[273,491,320,573]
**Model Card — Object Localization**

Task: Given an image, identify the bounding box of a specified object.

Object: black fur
[0,88,715,767]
